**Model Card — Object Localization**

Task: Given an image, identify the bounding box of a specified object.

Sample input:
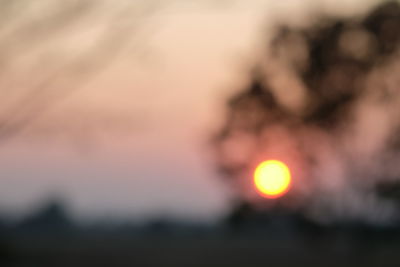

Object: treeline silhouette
[1,199,400,266]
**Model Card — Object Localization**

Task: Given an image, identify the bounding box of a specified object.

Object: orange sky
[0,0,381,222]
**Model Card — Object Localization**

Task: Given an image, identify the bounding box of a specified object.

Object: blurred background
[1,0,400,266]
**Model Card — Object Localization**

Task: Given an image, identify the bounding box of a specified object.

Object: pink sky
[0,0,379,222]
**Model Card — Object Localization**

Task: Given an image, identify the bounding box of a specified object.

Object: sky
[0,0,382,222]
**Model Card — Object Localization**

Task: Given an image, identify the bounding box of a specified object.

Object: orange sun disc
[253,160,291,198]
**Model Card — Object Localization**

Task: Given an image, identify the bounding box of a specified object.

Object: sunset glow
[253,160,291,198]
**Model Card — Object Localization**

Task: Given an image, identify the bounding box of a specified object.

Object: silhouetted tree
[214,1,400,224]
[17,200,73,233]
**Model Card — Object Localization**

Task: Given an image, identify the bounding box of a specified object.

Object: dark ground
[1,203,400,266]
[2,229,400,267]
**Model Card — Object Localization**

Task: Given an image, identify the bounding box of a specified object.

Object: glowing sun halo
[253,160,291,198]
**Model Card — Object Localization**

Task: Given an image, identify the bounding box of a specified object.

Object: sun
[253,160,291,198]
